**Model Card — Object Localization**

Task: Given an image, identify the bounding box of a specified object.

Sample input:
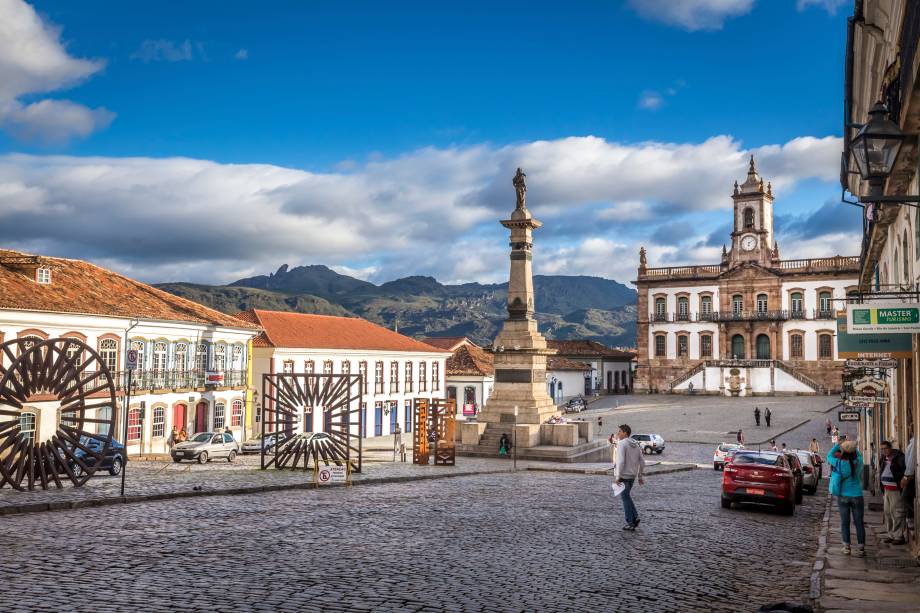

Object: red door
[173,403,187,433]
[195,401,208,433]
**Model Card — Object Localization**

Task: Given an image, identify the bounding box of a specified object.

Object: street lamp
[851,102,905,188]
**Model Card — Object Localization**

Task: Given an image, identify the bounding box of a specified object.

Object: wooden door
[172,403,187,432]
[195,401,208,433]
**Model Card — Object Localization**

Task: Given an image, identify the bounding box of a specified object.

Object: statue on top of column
[513,167,527,210]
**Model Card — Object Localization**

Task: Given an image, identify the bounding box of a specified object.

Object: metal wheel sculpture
[0,337,117,490]
[261,373,362,473]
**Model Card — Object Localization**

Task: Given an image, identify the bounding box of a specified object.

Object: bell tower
[728,155,775,267]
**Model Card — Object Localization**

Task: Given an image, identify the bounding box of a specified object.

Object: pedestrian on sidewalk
[826,418,833,437]
[832,427,840,445]
[754,406,761,427]
[168,426,178,451]
[879,440,907,544]
[498,433,511,457]
[809,438,820,454]
[901,424,915,526]
[828,440,866,557]
[737,429,744,445]
[764,407,772,428]
[781,442,787,452]
[614,423,645,531]
[770,439,778,451]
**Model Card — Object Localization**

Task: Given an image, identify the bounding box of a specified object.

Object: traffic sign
[126,349,139,371]
[316,465,347,485]
[838,411,861,422]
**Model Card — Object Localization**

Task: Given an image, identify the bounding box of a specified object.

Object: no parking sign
[126,349,139,371]
[315,465,347,485]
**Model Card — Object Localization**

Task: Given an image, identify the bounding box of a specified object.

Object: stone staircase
[668,361,706,391]
[459,423,513,457]
[775,360,825,394]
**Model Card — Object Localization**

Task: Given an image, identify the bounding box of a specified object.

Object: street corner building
[0,249,261,457]
[237,309,451,439]
[633,159,860,396]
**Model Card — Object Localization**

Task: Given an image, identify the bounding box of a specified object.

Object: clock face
[741,235,758,251]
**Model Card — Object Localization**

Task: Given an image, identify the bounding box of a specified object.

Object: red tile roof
[421,336,472,351]
[547,356,592,371]
[446,343,494,376]
[547,339,635,360]
[0,249,259,330]
[238,309,450,353]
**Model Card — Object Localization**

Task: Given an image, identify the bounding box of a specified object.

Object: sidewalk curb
[525,464,698,477]
[0,469,511,518]
[809,494,832,603]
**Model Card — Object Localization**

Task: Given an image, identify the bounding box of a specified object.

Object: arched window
[790,334,804,359]
[654,334,666,357]
[375,361,385,394]
[700,334,712,357]
[756,293,768,314]
[790,292,804,316]
[405,361,413,392]
[743,207,754,229]
[99,338,118,372]
[341,360,351,375]
[655,297,666,319]
[732,295,743,314]
[418,362,427,392]
[214,402,226,429]
[818,291,832,316]
[127,407,141,441]
[130,339,146,371]
[304,360,315,374]
[19,410,36,442]
[196,342,209,372]
[282,360,294,374]
[231,344,243,369]
[231,399,243,427]
[323,360,333,375]
[464,386,477,408]
[818,334,833,359]
[389,361,399,393]
[432,362,440,391]
[214,344,227,371]
[174,342,188,371]
[756,334,771,359]
[731,335,745,359]
[700,295,712,317]
[358,361,368,394]
[677,297,689,320]
[153,341,168,386]
[152,405,166,438]
[677,335,688,357]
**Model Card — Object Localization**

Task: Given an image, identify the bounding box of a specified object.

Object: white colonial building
[0,250,260,455]
[635,160,860,395]
[239,310,451,438]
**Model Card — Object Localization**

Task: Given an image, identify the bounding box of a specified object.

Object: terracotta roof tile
[0,249,259,330]
[238,309,450,353]
[446,344,494,376]
[547,356,592,371]
[421,336,472,351]
[547,339,635,359]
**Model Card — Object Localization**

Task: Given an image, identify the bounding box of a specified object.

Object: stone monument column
[478,168,557,427]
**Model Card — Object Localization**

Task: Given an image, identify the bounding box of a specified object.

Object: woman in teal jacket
[827,440,865,556]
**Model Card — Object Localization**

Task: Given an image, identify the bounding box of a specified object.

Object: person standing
[614,424,645,531]
[754,407,761,427]
[879,440,906,544]
[770,439,778,452]
[498,433,511,457]
[826,418,833,437]
[809,438,820,454]
[828,440,866,556]
[167,426,178,451]
[832,427,840,445]
[737,429,744,445]
[764,407,772,428]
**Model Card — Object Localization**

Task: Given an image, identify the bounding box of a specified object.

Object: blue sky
[0,0,860,285]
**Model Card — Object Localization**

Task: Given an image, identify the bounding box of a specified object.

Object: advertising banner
[836,315,912,359]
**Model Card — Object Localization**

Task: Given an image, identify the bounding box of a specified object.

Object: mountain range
[157,264,637,347]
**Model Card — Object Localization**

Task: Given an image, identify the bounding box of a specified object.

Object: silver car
[794,449,821,494]
[241,432,288,455]
[633,434,665,455]
[171,432,240,464]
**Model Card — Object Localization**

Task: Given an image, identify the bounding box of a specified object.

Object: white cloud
[627,0,755,31]
[796,0,848,14]
[0,0,110,143]
[0,133,843,285]
[234,48,249,60]
[638,91,665,110]
[131,39,196,62]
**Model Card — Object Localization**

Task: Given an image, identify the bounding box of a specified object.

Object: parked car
[171,432,240,463]
[782,450,806,504]
[721,450,797,515]
[633,434,665,455]
[794,449,821,495]
[564,397,587,413]
[241,432,288,455]
[71,436,127,477]
[713,443,742,470]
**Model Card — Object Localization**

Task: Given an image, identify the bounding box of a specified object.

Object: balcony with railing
[639,255,860,281]
[76,369,247,392]
[647,309,836,324]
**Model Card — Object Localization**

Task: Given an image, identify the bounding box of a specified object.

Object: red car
[721,451,796,515]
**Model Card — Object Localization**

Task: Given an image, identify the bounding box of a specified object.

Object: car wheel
[721,496,732,509]
[172,457,182,463]
[228,451,237,463]
[805,486,816,495]
[714,463,721,471]
[795,489,804,505]
[198,452,209,464]
[109,457,123,476]
[656,449,663,454]
[781,502,795,516]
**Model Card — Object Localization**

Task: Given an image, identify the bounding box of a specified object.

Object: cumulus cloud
[0,0,111,143]
[627,0,755,31]
[0,133,844,285]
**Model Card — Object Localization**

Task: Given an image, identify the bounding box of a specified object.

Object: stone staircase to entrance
[775,360,825,394]
[460,423,512,457]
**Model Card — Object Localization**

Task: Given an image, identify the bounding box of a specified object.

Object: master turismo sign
[847,301,920,334]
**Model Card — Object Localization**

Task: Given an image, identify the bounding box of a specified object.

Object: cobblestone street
[0,468,825,612]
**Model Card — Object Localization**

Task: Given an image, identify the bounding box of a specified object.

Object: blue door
[404,400,412,433]
[361,405,367,438]
[374,403,383,436]
[390,402,398,433]
[304,406,313,433]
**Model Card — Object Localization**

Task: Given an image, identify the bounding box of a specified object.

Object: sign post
[120,349,139,496]
[836,315,913,359]
[847,302,920,334]
[838,411,861,422]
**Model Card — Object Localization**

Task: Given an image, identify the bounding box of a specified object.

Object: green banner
[837,315,913,358]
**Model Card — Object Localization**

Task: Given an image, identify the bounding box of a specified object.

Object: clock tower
[728,155,775,267]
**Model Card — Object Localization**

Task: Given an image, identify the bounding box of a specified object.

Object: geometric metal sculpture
[432,398,457,466]
[0,337,117,490]
[412,398,430,465]
[260,373,363,474]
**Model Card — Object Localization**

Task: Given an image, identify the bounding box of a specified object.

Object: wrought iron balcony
[76,369,247,392]
[712,310,789,322]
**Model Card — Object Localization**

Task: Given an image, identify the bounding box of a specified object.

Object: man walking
[880,440,907,544]
[754,406,761,427]
[737,428,744,445]
[764,407,772,428]
[901,423,915,527]
[614,424,645,531]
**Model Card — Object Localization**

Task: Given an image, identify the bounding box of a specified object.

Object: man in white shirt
[614,424,646,531]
